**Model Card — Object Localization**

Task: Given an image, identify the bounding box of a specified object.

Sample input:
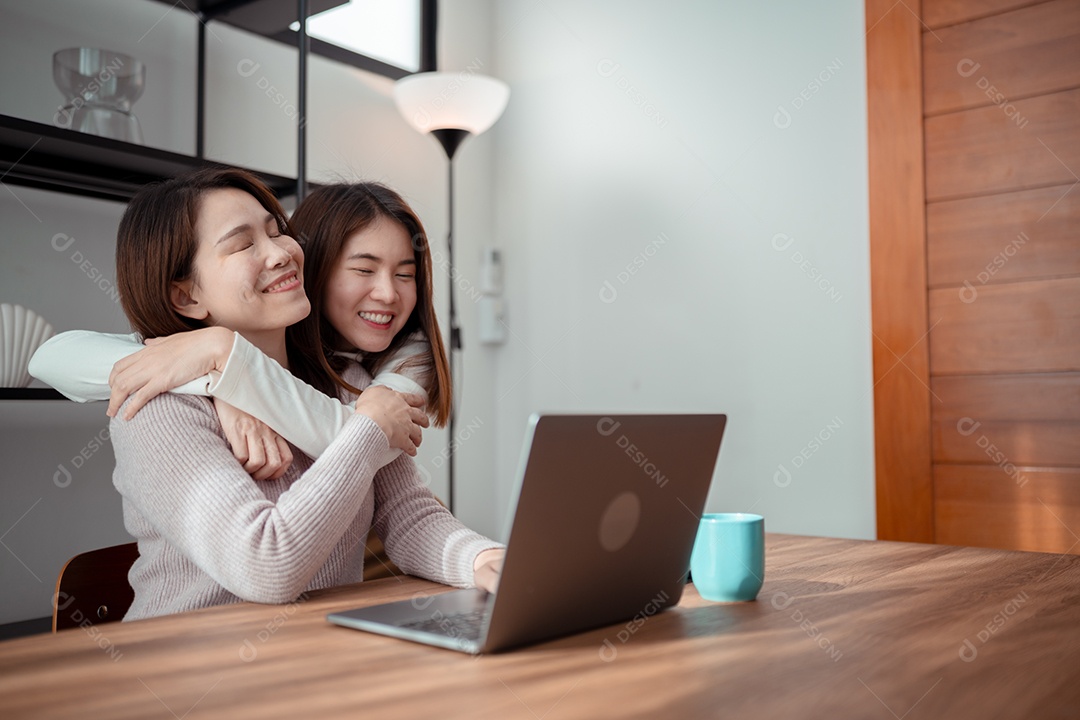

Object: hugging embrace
[31,168,504,620]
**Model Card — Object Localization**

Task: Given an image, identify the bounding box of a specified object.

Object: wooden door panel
[924,0,1049,29]
[874,0,1080,551]
[924,0,1080,115]
[925,88,1080,201]
[929,277,1080,374]
[932,373,1080,465]
[927,183,1080,288]
[868,0,934,542]
[935,465,1080,553]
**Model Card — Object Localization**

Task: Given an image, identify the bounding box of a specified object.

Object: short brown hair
[115,167,292,340]
[286,183,452,427]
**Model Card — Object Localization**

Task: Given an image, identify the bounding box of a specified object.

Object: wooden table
[1,534,1078,719]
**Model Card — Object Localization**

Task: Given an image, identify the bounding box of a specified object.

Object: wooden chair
[53,531,400,632]
[53,542,139,632]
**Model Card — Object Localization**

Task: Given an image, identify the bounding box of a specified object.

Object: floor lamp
[393,72,509,514]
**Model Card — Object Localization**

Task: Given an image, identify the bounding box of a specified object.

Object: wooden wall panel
[925,87,1080,201]
[931,373,1080,465]
[935,465,1080,553]
[929,277,1080,374]
[874,0,1080,551]
[927,183,1080,287]
[924,0,1080,115]
[867,0,934,542]
[924,0,1049,29]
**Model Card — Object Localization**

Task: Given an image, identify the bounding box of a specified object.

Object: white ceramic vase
[0,304,55,388]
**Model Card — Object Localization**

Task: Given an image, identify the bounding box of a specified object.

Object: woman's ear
[170,280,209,321]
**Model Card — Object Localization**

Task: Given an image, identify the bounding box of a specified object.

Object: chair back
[53,543,139,632]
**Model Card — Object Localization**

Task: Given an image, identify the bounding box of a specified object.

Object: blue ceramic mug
[690,513,765,602]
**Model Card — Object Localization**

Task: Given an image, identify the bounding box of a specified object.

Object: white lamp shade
[394,71,509,136]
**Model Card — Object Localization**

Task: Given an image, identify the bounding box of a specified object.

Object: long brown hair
[115,166,294,339]
[286,183,452,427]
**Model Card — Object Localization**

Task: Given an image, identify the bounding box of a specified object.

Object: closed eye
[266,216,286,239]
[230,237,255,253]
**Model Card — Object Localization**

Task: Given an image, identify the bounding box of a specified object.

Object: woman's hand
[353,386,429,456]
[214,398,293,481]
[108,326,235,420]
[473,548,505,594]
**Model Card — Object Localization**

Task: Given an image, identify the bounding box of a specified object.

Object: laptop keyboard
[400,609,488,640]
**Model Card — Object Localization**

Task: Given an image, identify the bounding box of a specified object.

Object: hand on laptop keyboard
[473,548,505,594]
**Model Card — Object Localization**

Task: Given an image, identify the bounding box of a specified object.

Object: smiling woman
[327,219,418,353]
[124,186,310,362]
[287,182,450,426]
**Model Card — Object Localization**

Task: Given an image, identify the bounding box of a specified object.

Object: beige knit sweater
[110,366,501,621]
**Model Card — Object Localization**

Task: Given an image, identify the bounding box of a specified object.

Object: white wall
[484,0,875,539]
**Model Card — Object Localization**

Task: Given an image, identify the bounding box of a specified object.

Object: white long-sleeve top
[29,330,427,459]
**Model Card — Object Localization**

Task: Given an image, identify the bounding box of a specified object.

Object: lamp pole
[296,0,308,201]
[431,128,469,514]
[446,156,458,513]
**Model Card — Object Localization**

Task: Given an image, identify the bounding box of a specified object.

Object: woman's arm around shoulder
[28,328,229,405]
[212,341,425,462]
[209,335,357,458]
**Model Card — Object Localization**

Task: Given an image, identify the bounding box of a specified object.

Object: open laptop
[327,413,727,654]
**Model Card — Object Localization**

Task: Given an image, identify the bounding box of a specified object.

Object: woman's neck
[239,330,290,369]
